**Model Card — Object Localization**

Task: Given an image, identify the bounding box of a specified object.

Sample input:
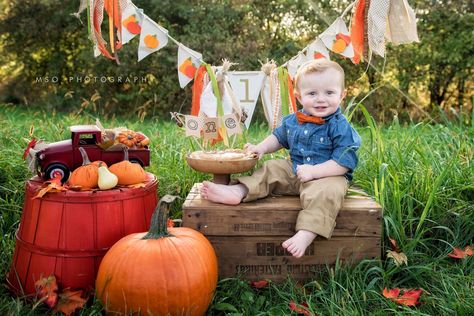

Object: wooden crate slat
[183,184,381,237]
[210,236,380,281]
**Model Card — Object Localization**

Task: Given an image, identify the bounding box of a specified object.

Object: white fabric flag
[227,71,265,128]
[121,2,144,44]
[385,0,419,45]
[199,71,234,117]
[138,16,168,62]
[287,53,309,78]
[306,37,330,60]
[320,17,354,58]
[177,44,202,88]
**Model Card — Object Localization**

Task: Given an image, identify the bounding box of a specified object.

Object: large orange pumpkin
[95,195,218,315]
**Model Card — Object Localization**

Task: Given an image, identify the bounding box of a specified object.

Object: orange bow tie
[296,112,325,125]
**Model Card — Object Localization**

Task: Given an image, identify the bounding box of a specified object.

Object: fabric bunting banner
[319,17,354,58]
[306,37,330,61]
[177,44,202,88]
[77,0,420,131]
[121,2,144,44]
[227,71,265,128]
[138,15,168,61]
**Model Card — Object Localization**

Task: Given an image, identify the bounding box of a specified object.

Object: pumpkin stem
[143,195,179,239]
[78,147,92,165]
[123,147,129,161]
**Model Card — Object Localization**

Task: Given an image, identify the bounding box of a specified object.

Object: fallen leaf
[382,287,400,299]
[35,275,58,308]
[33,173,67,199]
[289,300,315,316]
[388,237,401,252]
[383,288,423,306]
[465,246,473,256]
[448,246,473,259]
[126,183,146,189]
[55,289,87,316]
[250,280,269,289]
[167,218,174,227]
[394,289,423,306]
[387,250,408,266]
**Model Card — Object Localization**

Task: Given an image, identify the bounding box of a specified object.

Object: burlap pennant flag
[184,115,203,137]
[227,71,265,128]
[177,44,202,88]
[121,2,144,44]
[202,117,219,140]
[221,113,242,137]
[138,15,168,61]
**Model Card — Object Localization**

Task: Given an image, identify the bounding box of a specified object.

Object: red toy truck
[33,125,150,181]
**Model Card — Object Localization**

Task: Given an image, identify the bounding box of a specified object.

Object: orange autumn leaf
[250,280,269,289]
[466,246,474,256]
[394,289,423,306]
[383,288,423,306]
[167,218,174,227]
[382,287,400,299]
[389,237,400,252]
[448,246,473,259]
[126,182,146,189]
[289,301,315,316]
[34,172,67,199]
[54,289,87,316]
[35,275,58,308]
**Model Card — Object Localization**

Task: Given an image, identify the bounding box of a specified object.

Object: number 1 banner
[227,71,265,129]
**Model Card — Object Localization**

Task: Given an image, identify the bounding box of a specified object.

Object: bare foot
[200,181,248,205]
[282,230,317,258]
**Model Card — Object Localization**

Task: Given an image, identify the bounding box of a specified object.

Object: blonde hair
[294,59,345,92]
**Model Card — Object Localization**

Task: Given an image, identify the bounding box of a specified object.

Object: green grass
[0,104,473,315]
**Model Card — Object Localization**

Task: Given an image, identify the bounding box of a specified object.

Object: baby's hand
[296,164,316,183]
[244,143,264,159]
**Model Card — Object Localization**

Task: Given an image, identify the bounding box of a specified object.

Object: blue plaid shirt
[272,107,361,181]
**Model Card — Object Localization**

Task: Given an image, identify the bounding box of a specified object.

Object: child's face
[295,68,346,118]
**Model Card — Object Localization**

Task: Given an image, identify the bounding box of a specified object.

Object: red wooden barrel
[7,173,158,295]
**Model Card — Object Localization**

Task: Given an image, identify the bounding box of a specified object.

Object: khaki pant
[237,159,349,238]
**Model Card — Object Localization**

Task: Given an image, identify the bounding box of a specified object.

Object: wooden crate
[182,183,382,282]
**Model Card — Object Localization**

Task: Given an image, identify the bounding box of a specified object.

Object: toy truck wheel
[44,163,70,182]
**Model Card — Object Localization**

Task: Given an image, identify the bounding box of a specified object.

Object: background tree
[0,0,472,122]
